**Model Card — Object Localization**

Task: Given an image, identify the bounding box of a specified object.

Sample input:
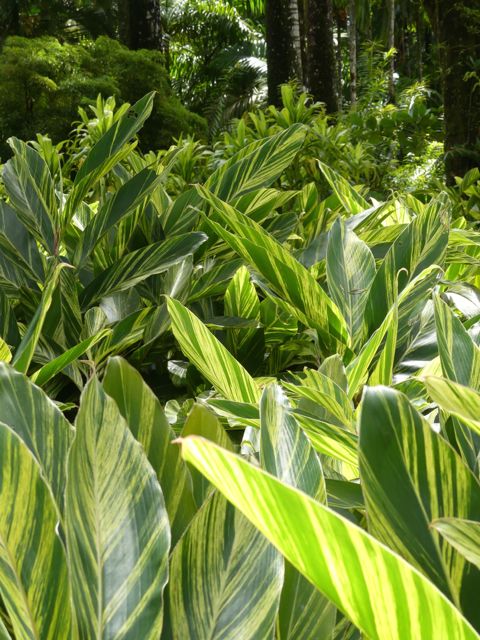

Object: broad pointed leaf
[169,492,283,640]
[180,437,480,640]
[0,423,70,640]
[66,378,170,639]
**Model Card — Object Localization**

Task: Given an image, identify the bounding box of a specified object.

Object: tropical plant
[1,91,480,638]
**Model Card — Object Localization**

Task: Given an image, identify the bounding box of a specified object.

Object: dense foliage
[0,35,205,158]
[0,91,479,638]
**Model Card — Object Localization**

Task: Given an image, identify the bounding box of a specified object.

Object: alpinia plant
[1,92,480,638]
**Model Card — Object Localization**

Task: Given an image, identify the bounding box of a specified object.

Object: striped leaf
[0,618,11,640]
[285,370,354,429]
[200,193,349,353]
[64,93,155,221]
[74,168,160,266]
[434,296,480,388]
[369,301,398,386]
[224,265,261,367]
[3,138,57,253]
[326,218,376,348]
[365,197,449,336]
[181,404,233,507]
[434,295,480,467]
[169,491,283,640]
[179,437,480,640]
[346,266,440,398]
[103,357,197,544]
[207,125,306,202]
[164,125,306,235]
[66,378,170,639]
[0,363,73,515]
[278,560,336,640]
[260,384,325,501]
[0,423,70,640]
[433,519,480,570]
[30,329,110,386]
[293,412,359,468]
[13,263,66,374]
[359,385,480,623]
[424,377,480,434]
[167,298,260,403]
[80,233,207,308]
[0,201,45,282]
[0,338,11,363]
[260,385,336,640]
[317,161,370,215]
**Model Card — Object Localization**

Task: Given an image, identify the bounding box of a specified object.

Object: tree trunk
[265,0,303,104]
[416,0,424,80]
[289,0,304,83]
[387,0,396,101]
[298,0,308,87]
[348,0,357,105]
[305,0,339,113]
[119,0,163,50]
[424,0,480,183]
[336,11,343,109]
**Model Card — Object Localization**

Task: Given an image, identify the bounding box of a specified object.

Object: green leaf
[3,138,57,253]
[207,124,306,201]
[365,197,449,336]
[293,412,359,468]
[260,383,325,501]
[0,362,73,515]
[224,265,261,365]
[169,491,284,640]
[181,404,233,507]
[66,378,170,639]
[285,370,354,429]
[434,296,480,388]
[424,377,480,434]
[260,385,336,640]
[13,262,66,374]
[199,189,349,353]
[64,93,155,221]
[277,561,336,640]
[433,519,480,571]
[180,437,480,640]
[31,329,109,386]
[0,423,70,640]
[0,338,11,363]
[167,298,260,403]
[103,357,196,544]
[369,301,398,386]
[74,168,160,267]
[326,218,375,348]
[317,161,370,215]
[164,125,306,235]
[359,386,480,621]
[434,296,480,467]
[80,233,207,308]
[0,201,45,282]
[346,266,441,399]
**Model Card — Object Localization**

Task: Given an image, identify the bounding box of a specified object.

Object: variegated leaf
[180,437,480,640]
[167,298,260,403]
[103,357,197,544]
[169,491,283,640]
[0,423,70,639]
[66,378,170,639]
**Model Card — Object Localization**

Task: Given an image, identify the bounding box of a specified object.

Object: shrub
[0,35,206,159]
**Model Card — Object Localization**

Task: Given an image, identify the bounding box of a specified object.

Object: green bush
[0,35,206,159]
